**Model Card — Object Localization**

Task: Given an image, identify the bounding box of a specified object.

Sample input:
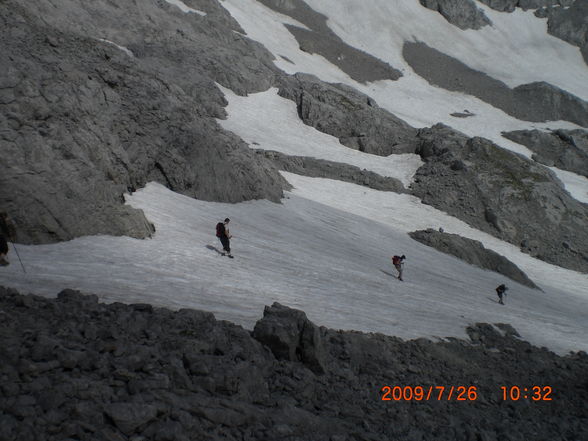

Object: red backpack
[392,256,401,265]
[216,222,224,238]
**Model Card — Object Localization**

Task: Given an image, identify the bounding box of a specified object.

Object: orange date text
[380,385,478,401]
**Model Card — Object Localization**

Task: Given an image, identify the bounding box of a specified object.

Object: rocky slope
[0,0,287,244]
[277,73,419,156]
[409,228,538,288]
[410,124,588,273]
[419,0,492,30]
[1,288,587,441]
[257,150,407,193]
[502,129,588,178]
[2,0,588,275]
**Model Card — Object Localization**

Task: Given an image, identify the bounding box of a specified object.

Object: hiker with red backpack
[216,218,233,258]
[392,255,406,281]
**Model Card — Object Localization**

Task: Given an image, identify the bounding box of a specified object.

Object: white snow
[283,173,588,302]
[217,86,422,187]
[164,0,206,16]
[1,182,586,355]
[97,39,134,57]
[549,167,588,204]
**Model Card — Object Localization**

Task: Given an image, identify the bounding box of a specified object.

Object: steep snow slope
[1,182,587,355]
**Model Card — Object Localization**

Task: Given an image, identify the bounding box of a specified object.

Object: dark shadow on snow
[379,269,397,278]
[206,245,224,255]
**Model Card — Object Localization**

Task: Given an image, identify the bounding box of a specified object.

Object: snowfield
[1,179,587,354]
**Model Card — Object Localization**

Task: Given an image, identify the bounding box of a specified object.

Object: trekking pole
[11,243,26,274]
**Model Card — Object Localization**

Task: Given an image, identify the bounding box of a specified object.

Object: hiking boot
[0,258,9,266]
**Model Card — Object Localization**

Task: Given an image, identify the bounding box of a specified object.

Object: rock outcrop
[411,124,588,273]
[277,73,418,156]
[1,288,587,441]
[257,150,407,193]
[409,228,538,288]
[1,0,289,244]
[478,0,574,13]
[419,0,492,30]
[253,302,327,374]
[502,129,588,178]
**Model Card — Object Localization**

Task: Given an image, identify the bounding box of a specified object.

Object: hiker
[392,255,406,281]
[0,213,16,266]
[496,284,508,305]
[216,218,233,258]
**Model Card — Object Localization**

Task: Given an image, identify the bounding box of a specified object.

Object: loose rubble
[1,287,586,441]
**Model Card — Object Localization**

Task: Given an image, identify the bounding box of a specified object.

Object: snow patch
[217,85,422,187]
[549,167,588,204]
[164,0,206,16]
[97,39,134,57]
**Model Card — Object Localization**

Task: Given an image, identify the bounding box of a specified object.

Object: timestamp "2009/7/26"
[381,386,479,401]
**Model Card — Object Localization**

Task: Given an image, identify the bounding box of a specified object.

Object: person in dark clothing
[0,234,8,266]
[0,213,16,266]
[496,284,508,305]
[216,218,233,258]
[392,255,406,281]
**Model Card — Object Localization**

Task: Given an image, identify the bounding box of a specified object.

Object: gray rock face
[257,150,407,193]
[411,124,588,273]
[105,403,158,435]
[419,0,491,30]
[422,0,576,31]
[1,287,587,441]
[285,25,402,83]
[512,81,588,127]
[409,228,538,288]
[536,1,588,65]
[257,0,402,83]
[403,42,588,127]
[502,129,588,177]
[478,0,568,12]
[1,0,288,244]
[278,73,419,156]
[253,302,327,374]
